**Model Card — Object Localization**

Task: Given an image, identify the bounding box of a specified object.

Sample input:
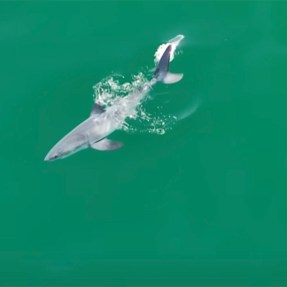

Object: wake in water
[92,35,187,135]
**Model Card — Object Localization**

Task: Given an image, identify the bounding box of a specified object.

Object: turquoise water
[1,1,287,285]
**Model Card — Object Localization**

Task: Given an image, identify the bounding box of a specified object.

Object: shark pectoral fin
[90,103,105,117]
[90,138,123,151]
[163,72,183,84]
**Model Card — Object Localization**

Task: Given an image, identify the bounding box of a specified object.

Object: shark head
[44,127,89,161]
[44,152,59,161]
[44,142,87,161]
[44,144,73,161]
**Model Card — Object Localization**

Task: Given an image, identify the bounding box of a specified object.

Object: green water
[1,1,287,285]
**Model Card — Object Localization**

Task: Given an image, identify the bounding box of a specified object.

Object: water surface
[1,1,287,286]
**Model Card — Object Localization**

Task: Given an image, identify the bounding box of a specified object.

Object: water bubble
[91,35,185,136]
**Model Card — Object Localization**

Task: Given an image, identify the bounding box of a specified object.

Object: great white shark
[44,44,183,161]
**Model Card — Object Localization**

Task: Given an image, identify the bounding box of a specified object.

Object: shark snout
[44,144,64,161]
[44,151,60,161]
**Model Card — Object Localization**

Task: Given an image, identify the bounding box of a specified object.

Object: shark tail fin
[154,45,183,84]
[163,72,183,84]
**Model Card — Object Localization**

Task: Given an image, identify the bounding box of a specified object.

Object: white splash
[93,73,148,107]
[92,35,186,135]
[154,34,185,63]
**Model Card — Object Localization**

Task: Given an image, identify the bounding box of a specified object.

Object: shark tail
[154,45,183,84]
[162,73,183,84]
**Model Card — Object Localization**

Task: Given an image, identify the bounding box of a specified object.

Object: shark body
[44,44,183,161]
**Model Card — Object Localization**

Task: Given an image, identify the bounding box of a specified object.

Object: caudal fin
[154,44,183,84]
[163,72,183,84]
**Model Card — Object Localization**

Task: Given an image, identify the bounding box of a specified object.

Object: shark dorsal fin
[90,103,105,116]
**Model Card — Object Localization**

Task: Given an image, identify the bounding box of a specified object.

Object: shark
[44,44,183,161]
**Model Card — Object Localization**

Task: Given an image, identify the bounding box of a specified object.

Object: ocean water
[1,1,287,285]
